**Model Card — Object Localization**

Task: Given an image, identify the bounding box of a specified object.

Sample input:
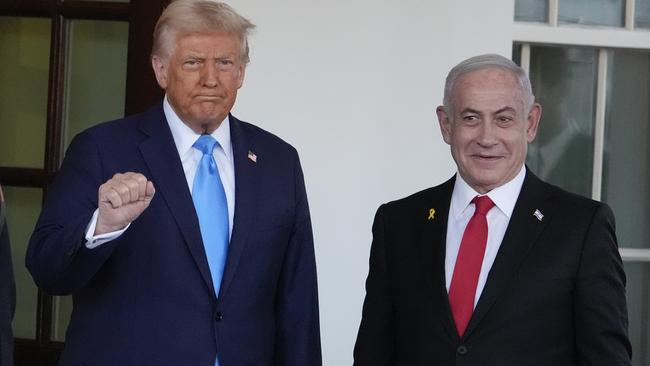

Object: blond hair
[152,0,256,63]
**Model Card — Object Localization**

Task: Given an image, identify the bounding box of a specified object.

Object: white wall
[229,0,514,364]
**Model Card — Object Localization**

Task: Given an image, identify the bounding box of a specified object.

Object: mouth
[471,154,503,162]
[195,95,222,101]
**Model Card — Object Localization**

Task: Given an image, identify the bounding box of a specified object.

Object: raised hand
[95,172,155,235]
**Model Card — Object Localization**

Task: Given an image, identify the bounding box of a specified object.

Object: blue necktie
[192,135,229,297]
[193,135,228,366]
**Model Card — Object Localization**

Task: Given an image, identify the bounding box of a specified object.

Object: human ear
[526,103,542,143]
[151,56,169,89]
[436,106,453,145]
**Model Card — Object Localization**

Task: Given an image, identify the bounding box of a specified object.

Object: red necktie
[448,195,495,337]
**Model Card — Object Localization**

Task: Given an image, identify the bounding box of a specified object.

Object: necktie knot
[472,195,494,215]
[193,135,218,156]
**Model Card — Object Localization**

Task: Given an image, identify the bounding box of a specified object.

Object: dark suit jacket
[27,103,321,366]
[354,170,631,366]
[0,187,15,366]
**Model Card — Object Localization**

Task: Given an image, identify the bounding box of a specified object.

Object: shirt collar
[451,165,526,219]
[163,95,233,160]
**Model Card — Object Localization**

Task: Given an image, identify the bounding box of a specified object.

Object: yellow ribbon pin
[428,208,436,220]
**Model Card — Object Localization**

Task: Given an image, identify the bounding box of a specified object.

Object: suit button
[215,312,223,322]
[457,345,468,355]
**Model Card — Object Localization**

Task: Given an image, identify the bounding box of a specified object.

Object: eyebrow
[495,106,517,114]
[460,108,481,115]
[460,106,517,115]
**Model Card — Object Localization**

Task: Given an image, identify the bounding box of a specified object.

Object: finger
[102,186,124,209]
[124,177,141,203]
[110,180,132,205]
[101,172,151,207]
[137,175,148,199]
[111,172,125,182]
[99,181,117,207]
[123,173,149,202]
[113,173,136,203]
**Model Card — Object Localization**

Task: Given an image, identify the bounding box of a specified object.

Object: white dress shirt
[84,96,236,248]
[444,165,526,308]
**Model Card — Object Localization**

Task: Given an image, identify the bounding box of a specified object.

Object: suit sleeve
[273,149,322,366]
[26,131,122,295]
[354,204,396,366]
[574,203,632,365]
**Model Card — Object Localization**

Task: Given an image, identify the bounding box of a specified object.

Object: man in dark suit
[354,54,631,365]
[27,1,321,365]
[0,185,15,366]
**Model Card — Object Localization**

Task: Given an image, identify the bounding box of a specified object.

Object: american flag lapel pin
[533,209,544,221]
[247,150,257,163]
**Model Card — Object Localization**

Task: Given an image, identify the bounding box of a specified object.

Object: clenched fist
[95,172,155,235]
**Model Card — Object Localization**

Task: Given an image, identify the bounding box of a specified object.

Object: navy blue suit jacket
[27,104,321,365]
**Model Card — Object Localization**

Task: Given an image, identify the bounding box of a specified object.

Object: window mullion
[626,0,636,30]
[520,43,531,73]
[549,0,559,26]
[592,48,608,201]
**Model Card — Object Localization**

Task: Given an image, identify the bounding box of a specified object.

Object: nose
[201,63,218,88]
[476,121,498,147]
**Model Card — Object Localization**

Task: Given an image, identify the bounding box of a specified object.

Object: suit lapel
[137,105,216,296]
[417,177,458,342]
[218,115,259,299]
[463,170,552,339]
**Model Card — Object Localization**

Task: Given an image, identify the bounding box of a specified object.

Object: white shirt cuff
[84,209,130,249]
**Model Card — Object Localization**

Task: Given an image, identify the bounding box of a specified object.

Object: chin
[466,172,504,190]
[193,110,225,123]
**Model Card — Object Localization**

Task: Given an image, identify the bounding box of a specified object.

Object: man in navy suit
[27,1,321,365]
[354,54,631,365]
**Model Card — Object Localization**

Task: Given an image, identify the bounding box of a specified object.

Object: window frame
[513,0,650,261]
[0,1,130,363]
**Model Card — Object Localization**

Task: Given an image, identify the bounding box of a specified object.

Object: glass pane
[623,262,650,366]
[53,295,73,341]
[559,0,625,27]
[512,44,522,66]
[63,20,128,152]
[515,0,548,23]
[637,0,650,28]
[3,186,42,339]
[602,49,650,249]
[52,20,129,337]
[527,46,597,197]
[0,17,50,168]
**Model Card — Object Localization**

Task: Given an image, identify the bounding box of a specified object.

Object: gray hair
[443,54,535,115]
[152,0,256,63]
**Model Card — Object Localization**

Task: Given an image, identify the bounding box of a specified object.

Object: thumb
[144,181,156,205]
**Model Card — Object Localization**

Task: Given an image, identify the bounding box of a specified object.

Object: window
[514,0,650,364]
[0,1,129,364]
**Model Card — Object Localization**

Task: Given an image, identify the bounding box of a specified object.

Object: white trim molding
[620,248,650,262]
[514,23,650,49]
